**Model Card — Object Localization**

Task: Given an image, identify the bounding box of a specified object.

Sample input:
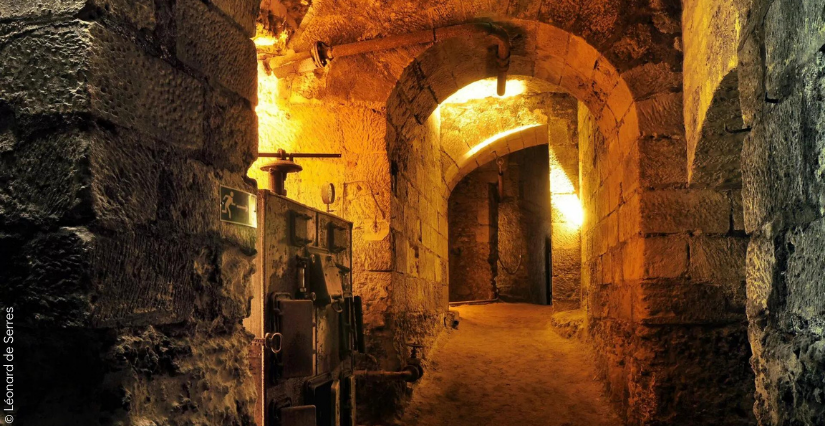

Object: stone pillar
[738,1,825,424]
[548,138,582,309]
[0,0,259,423]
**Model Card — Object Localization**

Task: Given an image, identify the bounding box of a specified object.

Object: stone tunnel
[1,0,824,425]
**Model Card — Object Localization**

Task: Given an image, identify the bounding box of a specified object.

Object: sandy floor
[399,303,621,426]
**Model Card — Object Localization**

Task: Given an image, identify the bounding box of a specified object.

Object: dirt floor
[399,303,621,426]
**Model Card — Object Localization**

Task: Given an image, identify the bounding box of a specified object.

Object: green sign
[220,186,257,228]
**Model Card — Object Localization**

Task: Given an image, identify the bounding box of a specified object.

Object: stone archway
[381,19,753,426]
[256,1,755,422]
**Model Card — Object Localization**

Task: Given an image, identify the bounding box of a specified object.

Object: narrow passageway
[401,303,620,426]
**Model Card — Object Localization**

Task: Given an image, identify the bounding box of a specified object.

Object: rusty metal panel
[309,254,344,305]
[256,192,355,426]
[279,299,315,378]
[280,405,316,426]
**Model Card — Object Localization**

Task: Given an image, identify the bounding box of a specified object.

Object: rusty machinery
[247,151,422,426]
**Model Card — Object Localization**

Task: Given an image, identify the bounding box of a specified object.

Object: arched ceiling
[273,0,682,74]
[446,124,549,191]
[385,20,647,172]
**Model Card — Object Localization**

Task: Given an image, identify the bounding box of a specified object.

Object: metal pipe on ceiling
[270,22,511,95]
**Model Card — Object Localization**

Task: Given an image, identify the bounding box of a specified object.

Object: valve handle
[264,332,283,354]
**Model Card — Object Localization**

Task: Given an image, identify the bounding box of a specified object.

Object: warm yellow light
[548,147,583,228]
[257,61,279,106]
[442,78,527,104]
[249,62,292,190]
[254,36,277,46]
[463,124,541,160]
[549,168,575,193]
[253,30,289,49]
[554,194,584,227]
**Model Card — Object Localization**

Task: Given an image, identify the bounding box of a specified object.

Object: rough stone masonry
[0,0,260,424]
[2,0,825,425]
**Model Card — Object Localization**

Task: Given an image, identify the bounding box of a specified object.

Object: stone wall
[389,108,450,364]
[448,163,497,302]
[736,0,825,424]
[548,129,582,309]
[0,0,260,424]
[448,146,553,304]
[439,90,577,305]
[496,147,552,303]
[252,1,758,424]
[682,0,741,186]
[579,97,755,426]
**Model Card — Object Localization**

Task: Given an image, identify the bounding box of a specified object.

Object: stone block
[628,323,754,425]
[552,223,580,250]
[618,191,641,242]
[622,235,645,280]
[741,127,771,233]
[0,227,95,328]
[638,136,688,186]
[643,235,688,279]
[605,79,634,124]
[533,55,565,86]
[0,121,167,230]
[0,0,85,19]
[621,148,640,195]
[763,0,825,100]
[4,23,208,148]
[0,124,90,228]
[640,189,730,234]
[621,62,682,101]
[552,248,580,277]
[355,235,393,272]
[210,0,259,36]
[201,92,258,173]
[618,106,640,155]
[0,0,156,30]
[742,93,813,231]
[592,56,621,96]
[157,156,256,251]
[0,24,93,117]
[588,283,632,321]
[606,211,619,248]
[635,91,684,137]
[635,280,746,325]
[689,235,747,283]
[731,190,745,231]
[536,23,570,57]
[552,274,580,301]
[93,0,156,31]
[177,0,257,102]
[560,64,594,105]
[785,218,825,324]
[596,102,618,137]
[565,34,600,77]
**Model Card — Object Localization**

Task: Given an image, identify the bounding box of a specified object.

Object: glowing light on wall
[250,61,294,190]
[442,78,527,104]
[553,194,584,227]
[463,124,542,160]
[253,29,289,49]
[549,148,583,228]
